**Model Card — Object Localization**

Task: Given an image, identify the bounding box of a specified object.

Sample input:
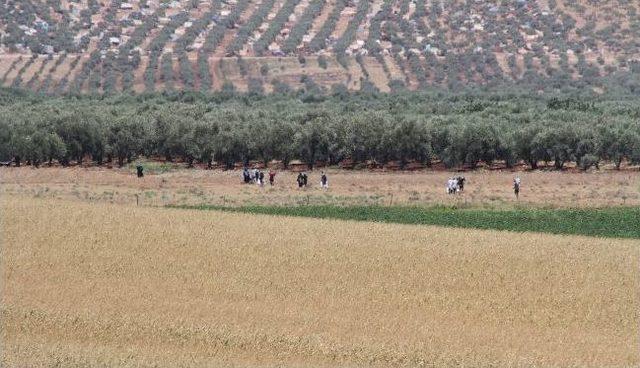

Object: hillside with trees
[1,0,640,94]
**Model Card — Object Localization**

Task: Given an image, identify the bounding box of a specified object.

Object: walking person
[457,176,466,192]
[243,167,251,184]
[320,171,329,189]
[259,171,265,187]
[513,176,521,199]
[253,168,260,184]
[269,170,276,186]
[446,178,457,194]
[297,172,304,188]
[302,172,308,187]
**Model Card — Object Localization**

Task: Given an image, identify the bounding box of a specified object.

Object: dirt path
[2,167,639,209]
[247,0,286,56]
[329,2,355,41]
[269,0,311,53]
[305,0,335,42]
[382,54,405,82]
[21,57,47,89]
[356,0,384,45]
[210,57,223,91]
[0,55,24,85]
[362,56,389,92]
[132,55,149,93]
[165,1,214,54]
[219,58,248,92]
[1,57,27,86]
[215,0,260,56]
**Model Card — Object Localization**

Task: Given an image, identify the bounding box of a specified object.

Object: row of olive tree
[1,100,639,170]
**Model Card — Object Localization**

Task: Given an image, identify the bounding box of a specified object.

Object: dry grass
[2,197,639,367]
[1,166,639,208]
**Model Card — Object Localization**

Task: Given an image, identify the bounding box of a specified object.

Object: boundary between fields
[171,205,640,239]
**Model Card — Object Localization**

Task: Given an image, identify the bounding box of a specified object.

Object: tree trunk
[14,156,21,167]
[118,156,125,167]
[615,157,623,170]
[424,157,432,168]
[529,159,538,170]
[399,158,407,170]
[554,158,564,170]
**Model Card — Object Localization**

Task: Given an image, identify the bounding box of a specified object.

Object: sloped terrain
[1,0,639,94]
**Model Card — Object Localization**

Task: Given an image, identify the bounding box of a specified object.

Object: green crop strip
[174,205,640,239]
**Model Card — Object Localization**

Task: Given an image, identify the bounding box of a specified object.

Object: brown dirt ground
[1,166,638,209]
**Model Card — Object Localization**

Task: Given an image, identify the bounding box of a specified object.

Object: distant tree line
[0,88,639,170]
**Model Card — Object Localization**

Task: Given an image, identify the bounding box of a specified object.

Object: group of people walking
[243,168,277,187]
[295,171,329,189]
[241,168,520,197]
[446,176,466,194]
[243,168,329,189]
[446,175,522,198]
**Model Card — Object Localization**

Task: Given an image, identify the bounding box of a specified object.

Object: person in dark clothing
[136,165,144,178]
[320,171,328,189]
[297,173,304,188]
[457,176,466,192]
[259,171,265,187]
[243,168,251,183]
[302,172,308,187]
[269,170,276,186]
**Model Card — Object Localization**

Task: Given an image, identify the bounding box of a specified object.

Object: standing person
[457,176,466,192]
[136,165,144,178]
[297,172,304,188]
[302,172,308,187]
[320,171,329,189]
[513,176,521,199]
[253,168,260,184]
[259,171,265,187]
[446,178,456,194]
[243,167,251,183]
[269,170,276,186]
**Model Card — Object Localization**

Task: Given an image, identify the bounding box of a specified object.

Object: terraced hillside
[1,0,639,94]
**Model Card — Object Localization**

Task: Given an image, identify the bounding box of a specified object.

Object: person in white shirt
[513,177,521,199]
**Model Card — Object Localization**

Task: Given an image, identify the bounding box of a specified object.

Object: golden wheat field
[2,196,639,367]
[1,166,639,208]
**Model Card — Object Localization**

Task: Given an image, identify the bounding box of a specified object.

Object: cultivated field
[2,197,639,367]
[1,166,639,208]
[1,0,640,93]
